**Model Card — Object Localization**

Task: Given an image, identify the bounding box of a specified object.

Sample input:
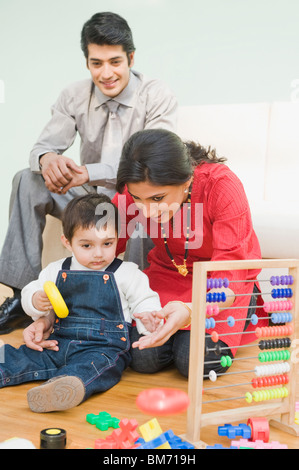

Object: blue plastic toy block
[218,423,251,439]
[135,430,195,450]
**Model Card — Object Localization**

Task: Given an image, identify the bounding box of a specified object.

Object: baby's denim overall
[0,257,132,401]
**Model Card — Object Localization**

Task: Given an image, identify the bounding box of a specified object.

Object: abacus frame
[183,258,299,448]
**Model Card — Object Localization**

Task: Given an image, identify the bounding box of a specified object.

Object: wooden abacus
[183,258,299,448]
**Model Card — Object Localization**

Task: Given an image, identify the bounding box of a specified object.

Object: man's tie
[98,100,122,198]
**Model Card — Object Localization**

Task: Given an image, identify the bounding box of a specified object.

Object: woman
[23,129,267,379]
[112,128,267,377]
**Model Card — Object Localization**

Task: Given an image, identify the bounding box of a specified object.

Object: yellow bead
[245,392,252,403]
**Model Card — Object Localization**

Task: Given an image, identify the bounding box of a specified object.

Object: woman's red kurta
[113,163,268,354]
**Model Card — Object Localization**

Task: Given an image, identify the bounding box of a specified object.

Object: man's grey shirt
[30,70,178,189]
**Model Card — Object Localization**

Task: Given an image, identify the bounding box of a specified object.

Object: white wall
[0,0,299,246]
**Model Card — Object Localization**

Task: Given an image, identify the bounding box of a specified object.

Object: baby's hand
[133,311,162,333]
[32,290,53,312]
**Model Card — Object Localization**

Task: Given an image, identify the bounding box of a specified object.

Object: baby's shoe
[27,375,85,412]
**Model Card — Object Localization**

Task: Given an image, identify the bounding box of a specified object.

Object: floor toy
[86,411,120,430]
[40,428,67,449]
[139,418,171,449]
[94,418,140,449]
[218,417,269,442]
[230,438,288,449]
[43,281,69,318]
[136,388,189,415]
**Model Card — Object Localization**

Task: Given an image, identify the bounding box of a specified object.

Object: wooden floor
[0,286,299,450]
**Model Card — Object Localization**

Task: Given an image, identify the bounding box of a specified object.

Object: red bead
[255,328,262,338]
[252,378,258,388]
[259,377,265,387]
[284,374,290,384]
[211,331,219,343]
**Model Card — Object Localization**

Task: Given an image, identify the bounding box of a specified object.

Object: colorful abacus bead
[206,292,226,303]
[220,355,233,367]
[208,370,217,382]
[204,342,226,356]
[252,386,288,402]
[254,362,290,376]
[249,314,259,325]
[270,275,293,286]
[255,325,294,338]
[258,337,292,350]
[211,331,219,343]
[207,278,229,289]
[263,300,293,312]
[206,305,220,317]
[205,318,216,329]
[245,392,253,403]
[271,288,293,298]
[251,374,289,388]
[271,312,293,324]
[227,316,235,327]
[258,350,291,362]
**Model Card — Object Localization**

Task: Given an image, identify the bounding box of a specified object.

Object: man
[0,12,177,333]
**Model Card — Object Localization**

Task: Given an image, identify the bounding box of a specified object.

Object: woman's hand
[133,311,162,333]
[23,312,58,352]
[132,301,191,349]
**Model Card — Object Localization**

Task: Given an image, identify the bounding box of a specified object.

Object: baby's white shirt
[21,257,162,335]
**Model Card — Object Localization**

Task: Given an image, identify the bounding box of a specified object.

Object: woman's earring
[184,189,188,193]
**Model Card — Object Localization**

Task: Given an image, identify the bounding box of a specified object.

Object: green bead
[220,356,227,367]
[226,356,232,367]
[258,352,265,362]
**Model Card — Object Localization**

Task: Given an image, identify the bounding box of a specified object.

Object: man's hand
[40,153,88,194]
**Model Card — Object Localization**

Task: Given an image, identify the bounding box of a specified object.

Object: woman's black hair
[116,128,226,193]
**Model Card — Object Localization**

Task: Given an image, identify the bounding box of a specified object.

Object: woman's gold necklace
[161,189,191,277]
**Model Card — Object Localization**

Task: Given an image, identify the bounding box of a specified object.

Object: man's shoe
[27,376,85,413]
[0,296,32,334]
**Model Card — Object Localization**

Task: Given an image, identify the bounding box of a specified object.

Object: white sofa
[42,101,299,274]
[177,102,299,260]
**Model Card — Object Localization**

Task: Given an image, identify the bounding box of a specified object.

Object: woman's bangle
[168,301,192,328]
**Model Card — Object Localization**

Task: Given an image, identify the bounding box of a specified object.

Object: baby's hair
[62,193,119,241]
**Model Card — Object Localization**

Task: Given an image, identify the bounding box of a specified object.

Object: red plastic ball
[136,388,190,416]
